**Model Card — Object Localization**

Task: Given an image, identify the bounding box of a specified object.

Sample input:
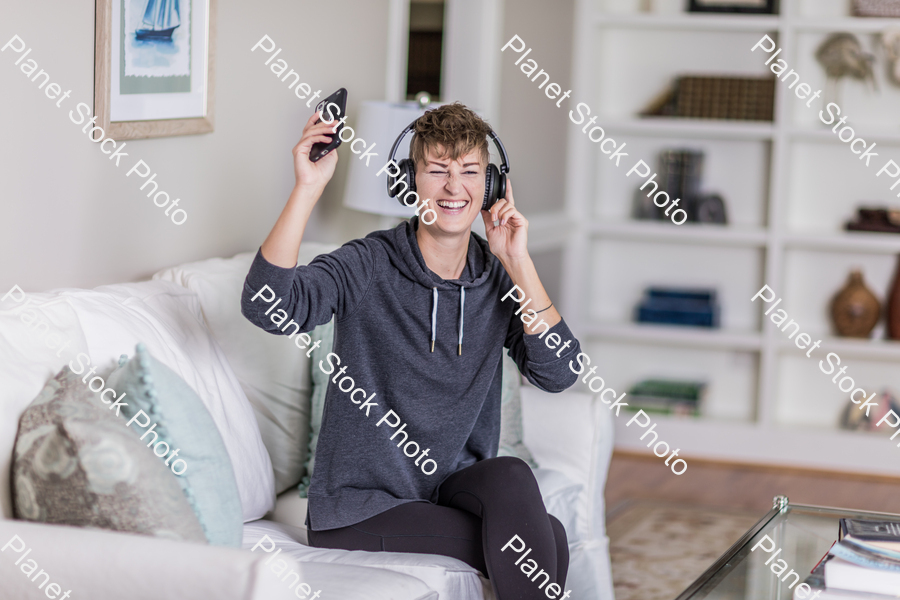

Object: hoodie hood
[366,216,495,291]
[366,217,495,355]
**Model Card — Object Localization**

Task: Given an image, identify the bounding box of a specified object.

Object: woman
[242,103,581,599]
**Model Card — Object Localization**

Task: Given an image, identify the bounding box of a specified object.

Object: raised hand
[482,179,529,266]
[292,112,339,191]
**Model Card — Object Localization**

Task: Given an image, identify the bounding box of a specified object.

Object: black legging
[307,456,569,600]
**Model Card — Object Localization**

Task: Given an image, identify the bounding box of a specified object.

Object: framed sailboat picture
[94,0,217,139]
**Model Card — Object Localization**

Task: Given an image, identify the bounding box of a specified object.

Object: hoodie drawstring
[431,288,438,353]
[458,288,465,356]
[430,286,466,356]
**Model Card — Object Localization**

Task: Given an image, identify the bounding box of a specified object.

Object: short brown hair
[409,103,492,169]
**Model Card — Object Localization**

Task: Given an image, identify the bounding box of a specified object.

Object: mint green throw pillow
[107,343,244,547]
[497,352,538,468]
[297,321,536,496]
[298,319,334,498]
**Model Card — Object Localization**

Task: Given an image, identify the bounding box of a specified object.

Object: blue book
[635,287,720,328]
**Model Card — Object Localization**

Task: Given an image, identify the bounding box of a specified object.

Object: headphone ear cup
[389,159,417,204]
[497,173,507,205]
[402,160,417,196]
[483,164,499,210]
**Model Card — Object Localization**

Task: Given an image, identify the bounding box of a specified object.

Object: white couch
[0,244,614,600]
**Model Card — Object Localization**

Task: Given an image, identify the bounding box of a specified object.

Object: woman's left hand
[482,179,529,265]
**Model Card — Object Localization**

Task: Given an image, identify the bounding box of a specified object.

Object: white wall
[443,0,503,124]
[0,0,389,292]
[498,0,574,216]
[442,0,575,216]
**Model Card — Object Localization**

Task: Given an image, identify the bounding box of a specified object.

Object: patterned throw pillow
[297,322,536,496]
[107,343,244,547]
[12,367,207,542]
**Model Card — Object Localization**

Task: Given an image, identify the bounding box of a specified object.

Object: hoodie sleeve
[505,308,582,394]
[241,241,375,334]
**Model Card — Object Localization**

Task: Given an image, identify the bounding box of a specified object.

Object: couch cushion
[247,554,440,600]
[271,491,310,544]
[154,243,339,495]
[13,366,207,542]
[0,281,276,522]
[266,484,606,599]
[109,343,244,547]
[244,520,479,600]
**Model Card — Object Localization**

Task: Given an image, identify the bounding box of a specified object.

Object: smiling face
[415,145,486,235]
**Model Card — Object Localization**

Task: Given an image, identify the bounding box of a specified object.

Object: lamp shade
[342,101,438,217]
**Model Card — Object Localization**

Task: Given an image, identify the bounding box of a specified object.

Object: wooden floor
[605,451,900,517]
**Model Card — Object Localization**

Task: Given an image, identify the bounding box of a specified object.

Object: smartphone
[309,87,348,163]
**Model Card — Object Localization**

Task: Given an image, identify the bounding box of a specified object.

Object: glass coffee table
[676,496,900,599]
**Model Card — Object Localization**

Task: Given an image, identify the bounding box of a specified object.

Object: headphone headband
[387,120,417,166]
[388,118,509,174]
[487,130,510,174]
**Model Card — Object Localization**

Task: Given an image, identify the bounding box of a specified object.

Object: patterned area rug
[607,501,762,600]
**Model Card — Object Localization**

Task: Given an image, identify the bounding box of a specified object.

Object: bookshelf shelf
[789,17,900,33]
[612,416,900,477]
[784,232,900,254]
[591,221,769,247]
[777,336,900,361]
[594,13,781,32]
[606,118,776,141]
[788,127,900,145]
[566,0,900,475]
[587,320,763,351]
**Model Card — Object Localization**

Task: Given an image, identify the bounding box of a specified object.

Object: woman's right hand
[292,112,340,191]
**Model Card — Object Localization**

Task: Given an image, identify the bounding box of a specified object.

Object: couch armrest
[0,520,299,600]
[521,386,614,541]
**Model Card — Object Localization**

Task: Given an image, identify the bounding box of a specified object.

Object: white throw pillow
[521,386,612,542]
[532,468,584,544]
[154,243,338,495]
[0,281,276,522]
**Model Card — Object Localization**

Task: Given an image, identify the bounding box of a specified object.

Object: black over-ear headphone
[385,118,510,211]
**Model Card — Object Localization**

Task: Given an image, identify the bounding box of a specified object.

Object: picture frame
[687,0,777,14]
[94,0,217,140]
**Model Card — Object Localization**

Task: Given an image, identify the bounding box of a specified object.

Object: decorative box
[853,0,900,17]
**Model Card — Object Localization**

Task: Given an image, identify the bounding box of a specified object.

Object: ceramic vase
[887,254,900,340]
[831,270,880,338]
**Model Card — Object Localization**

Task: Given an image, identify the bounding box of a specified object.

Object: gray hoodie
[241,218,581,531]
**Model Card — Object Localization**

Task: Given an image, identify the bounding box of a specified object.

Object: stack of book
[634,287,720,328]
[632,149,729,224]
[625,379,705,416]
[795,518,900,599]
[659,149,704,204]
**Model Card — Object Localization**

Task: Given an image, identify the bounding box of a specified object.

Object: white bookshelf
[551,0,900,476]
